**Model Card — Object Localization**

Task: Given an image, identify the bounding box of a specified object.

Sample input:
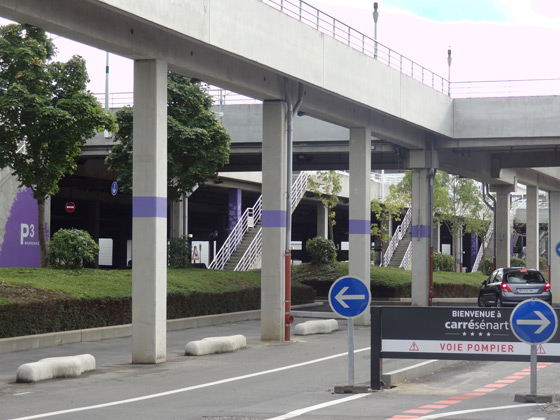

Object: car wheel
[477,296,485,307]
[496,296,503,307]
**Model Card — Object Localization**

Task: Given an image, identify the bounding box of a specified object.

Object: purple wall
[228,188,242,232]
[0,188,44,267]
[470,235,479,272]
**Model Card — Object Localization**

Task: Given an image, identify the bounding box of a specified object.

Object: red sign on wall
[65,201,76,213]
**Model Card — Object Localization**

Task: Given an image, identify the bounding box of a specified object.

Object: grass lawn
[0,263,486,306]
[0,268,261,306]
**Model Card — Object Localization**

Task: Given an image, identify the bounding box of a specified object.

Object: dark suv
[477,267,551,307]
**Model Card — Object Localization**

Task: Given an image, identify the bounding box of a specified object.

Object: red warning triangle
[409,342,420,352]
[537,344,546,355]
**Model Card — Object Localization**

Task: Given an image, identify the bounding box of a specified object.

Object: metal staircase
[383,207,412,268]
[209,171,310,271]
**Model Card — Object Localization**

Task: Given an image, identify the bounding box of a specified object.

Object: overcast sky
[1,0,559,95]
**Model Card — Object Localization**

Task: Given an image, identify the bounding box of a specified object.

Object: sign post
[510,299,557,402]
[328,276,370,391]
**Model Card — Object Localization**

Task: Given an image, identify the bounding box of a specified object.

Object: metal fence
[261,0,450,94]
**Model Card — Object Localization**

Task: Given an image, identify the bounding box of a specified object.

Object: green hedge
[0,283,315,338]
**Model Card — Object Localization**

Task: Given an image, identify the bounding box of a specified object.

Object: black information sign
[370,306,560,390]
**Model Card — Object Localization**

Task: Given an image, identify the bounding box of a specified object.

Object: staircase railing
[235,229,263,271]
[471,222,494,273]
[234,171,311,271]
[208,195,263,270]
[399,242,412,270]
[383,207,412,267]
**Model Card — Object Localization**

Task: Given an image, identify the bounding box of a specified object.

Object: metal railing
[234,229,263,271]
[234,171,311,271]
[208,195,263,270]
[261,0,449,94]
[0,142,26,187]
[383,207,412,267]
[399,242,412,270]
[471,223,494,273]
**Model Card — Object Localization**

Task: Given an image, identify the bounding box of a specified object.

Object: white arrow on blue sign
[329,276,371,318]
[111,181,118,196]
[510,299,558,345]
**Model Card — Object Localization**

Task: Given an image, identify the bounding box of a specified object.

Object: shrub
[47,229,99,269]
[539,255,548,271]
[168,238,190,268]
[510,257,525,267]
[479,258,494,276]
[306,237,337,264]
[432,253,455,272]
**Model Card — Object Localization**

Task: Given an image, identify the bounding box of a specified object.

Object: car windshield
[504,270,545,284]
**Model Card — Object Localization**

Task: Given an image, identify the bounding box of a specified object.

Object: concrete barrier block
[16,354,96,383]
[294,319,338,335]
[185,335,247,356]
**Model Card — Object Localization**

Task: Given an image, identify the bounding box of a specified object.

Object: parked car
[477,267,551,307]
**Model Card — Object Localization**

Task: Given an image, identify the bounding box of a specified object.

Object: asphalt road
[0,316,559,420]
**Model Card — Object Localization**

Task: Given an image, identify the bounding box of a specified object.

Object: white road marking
[4,347,371,420]
[266,393,369,420]
[416,403,545,419]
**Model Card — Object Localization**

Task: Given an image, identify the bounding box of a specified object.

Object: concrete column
[316,203,328,239]
[169,199,183,239]
[349,127,371,326]
[526,185,539,269]
[411,168,431,306]
[261,101,287,341]
[131,59,167,364]
[549,192,560,303]
[454,226,462,272]
[493,185,512,269]
[432,222,440,253]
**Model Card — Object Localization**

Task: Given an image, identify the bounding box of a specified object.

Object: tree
[385,170,491,271]
[307,170,342,240]
[105,73,231,202]
[0,24,116,267]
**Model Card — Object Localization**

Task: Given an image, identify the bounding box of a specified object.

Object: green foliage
[479,258,494,275]
[432,252,455,272]
[510,256,525,267]
[168,238,190,268]
[306,236,337,264]
[0,24,116,266]
[370,198,404,246]
[0,268,316,338]
[539,255,548,271]
[106,73,231,201]
[307,171,342,240]
[292,262,484,298]
[47,229,99,270]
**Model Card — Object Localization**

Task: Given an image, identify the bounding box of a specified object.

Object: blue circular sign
[328,276,371,318]
[510,299,558,345]
[556,242,560,257]
[111,181,118,196]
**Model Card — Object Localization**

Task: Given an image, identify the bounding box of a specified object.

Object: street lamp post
[447,47,452,96]
[372,2,379,59]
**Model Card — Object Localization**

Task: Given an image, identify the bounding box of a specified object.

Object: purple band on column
[411,225,430,238]
[349,219,370,234]
[262,210,286,228]
[133,196,167,218]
